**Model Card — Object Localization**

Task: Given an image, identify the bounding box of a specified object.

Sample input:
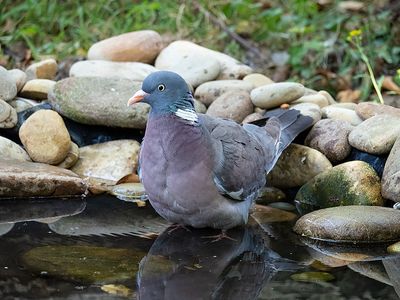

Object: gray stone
[318,90,337,105]
[0,136,31,161]
[69,60,157,81]
[294,206,400,242]
[0,66,17,101]
[194,80,254,106]
[295,161,384,214]
[242,112,264,124]
[0,99,17,128]
[7,69,27,92]
[289,103,321,125]
[348,114,400,155]
[382,136,400,202]
[267,144,332,188]
[88,30,162,63]
[194,99,207,114]
[256,186,286,205]
[206,90,253,123]
[8,97,39,113]
[250,82,305,109]
[0,160,87,197]
[321,106,363,126]
[305,119,353,162]
[48,77,149,128]
[155,44,220,88]
[156,41,252,80]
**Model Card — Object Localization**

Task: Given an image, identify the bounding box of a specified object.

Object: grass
[1,0,399,100]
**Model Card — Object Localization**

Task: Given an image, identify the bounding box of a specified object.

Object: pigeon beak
[127,89,149,106]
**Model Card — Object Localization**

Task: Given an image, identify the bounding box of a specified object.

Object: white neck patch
[175,108,198,123]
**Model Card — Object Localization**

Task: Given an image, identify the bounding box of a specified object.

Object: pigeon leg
[201,229,237,243]
[167,223,191,234]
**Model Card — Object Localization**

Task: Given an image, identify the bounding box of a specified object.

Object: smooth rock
[19,110,71,164]
[25,59,58,80]
[328,102,357,110]
[71,140,140,184]
[321,106,363,126]
[7,69,27,92]
[348,261,392,286]
[0,136,30,161]
[242,112,264,124]
[292,94,329,108]
[0,160,87,197]
[155,41,252,80]
[387,241,400,253]
[0,99,17,128]
[305,119,353,162]
[193,99,206,114]
[69,60,157,81]
[88,30,162,63]
[256,186,286,205]
[382,136,400,202]
[243,73,274,88]
[289,103,321,125]
[251,204,297,223]
[48,77,149,128]
[295,161,384,214]
[0,66,18,101]
[268,202,296,211]
[346,148,387,177]
[267,144,332,189]
[250,82,305,109]
[318,90,337,105]
[56,142,79,169]
[294,206,400,242]
[194,80,254,106]
[8,97,39,113]
[155,44,220,87]
[20,79,56,100]
[206,90,253,123]
[348,114,400,155]
[291,272,334,283]
[356,102,400,120]
[0,223,14,236]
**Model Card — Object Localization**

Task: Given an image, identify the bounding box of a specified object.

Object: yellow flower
[349,29,362,37]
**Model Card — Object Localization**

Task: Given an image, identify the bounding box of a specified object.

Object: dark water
[0,196,399,300]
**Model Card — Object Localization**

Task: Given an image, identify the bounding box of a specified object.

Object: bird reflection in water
[137,224,298,300]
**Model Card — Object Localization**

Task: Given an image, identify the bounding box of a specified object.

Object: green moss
[22,245,145,284]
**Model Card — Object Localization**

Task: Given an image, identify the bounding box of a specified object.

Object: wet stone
[48,77,149,128]
[88,30,163,63]
[382,136,400,202]
[305,119,353,163]
[194,80,254,106]
[294,206,400,242]
[250,82,305,109]
[267,144,332,189]
[0,160,87,197]
[69,60,157,81]
[295,161,384,215]
[256,186,286,205]
[206,90,253,123]
[348,114,400,155]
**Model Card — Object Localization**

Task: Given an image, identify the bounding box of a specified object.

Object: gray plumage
[129,71,312,229]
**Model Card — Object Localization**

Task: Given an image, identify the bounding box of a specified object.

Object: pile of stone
[1,29,400,245]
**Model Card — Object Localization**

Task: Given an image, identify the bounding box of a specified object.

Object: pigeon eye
[158,84,165,91]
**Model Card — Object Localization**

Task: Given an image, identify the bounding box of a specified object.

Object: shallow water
[0,196,399,300]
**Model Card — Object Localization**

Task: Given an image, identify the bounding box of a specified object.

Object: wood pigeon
[128,71,312,231]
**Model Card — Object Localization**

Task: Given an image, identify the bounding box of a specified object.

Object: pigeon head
[127,71,196,118]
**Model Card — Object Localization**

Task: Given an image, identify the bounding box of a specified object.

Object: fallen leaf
[382,76,400,94]
[336,89,361,103]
